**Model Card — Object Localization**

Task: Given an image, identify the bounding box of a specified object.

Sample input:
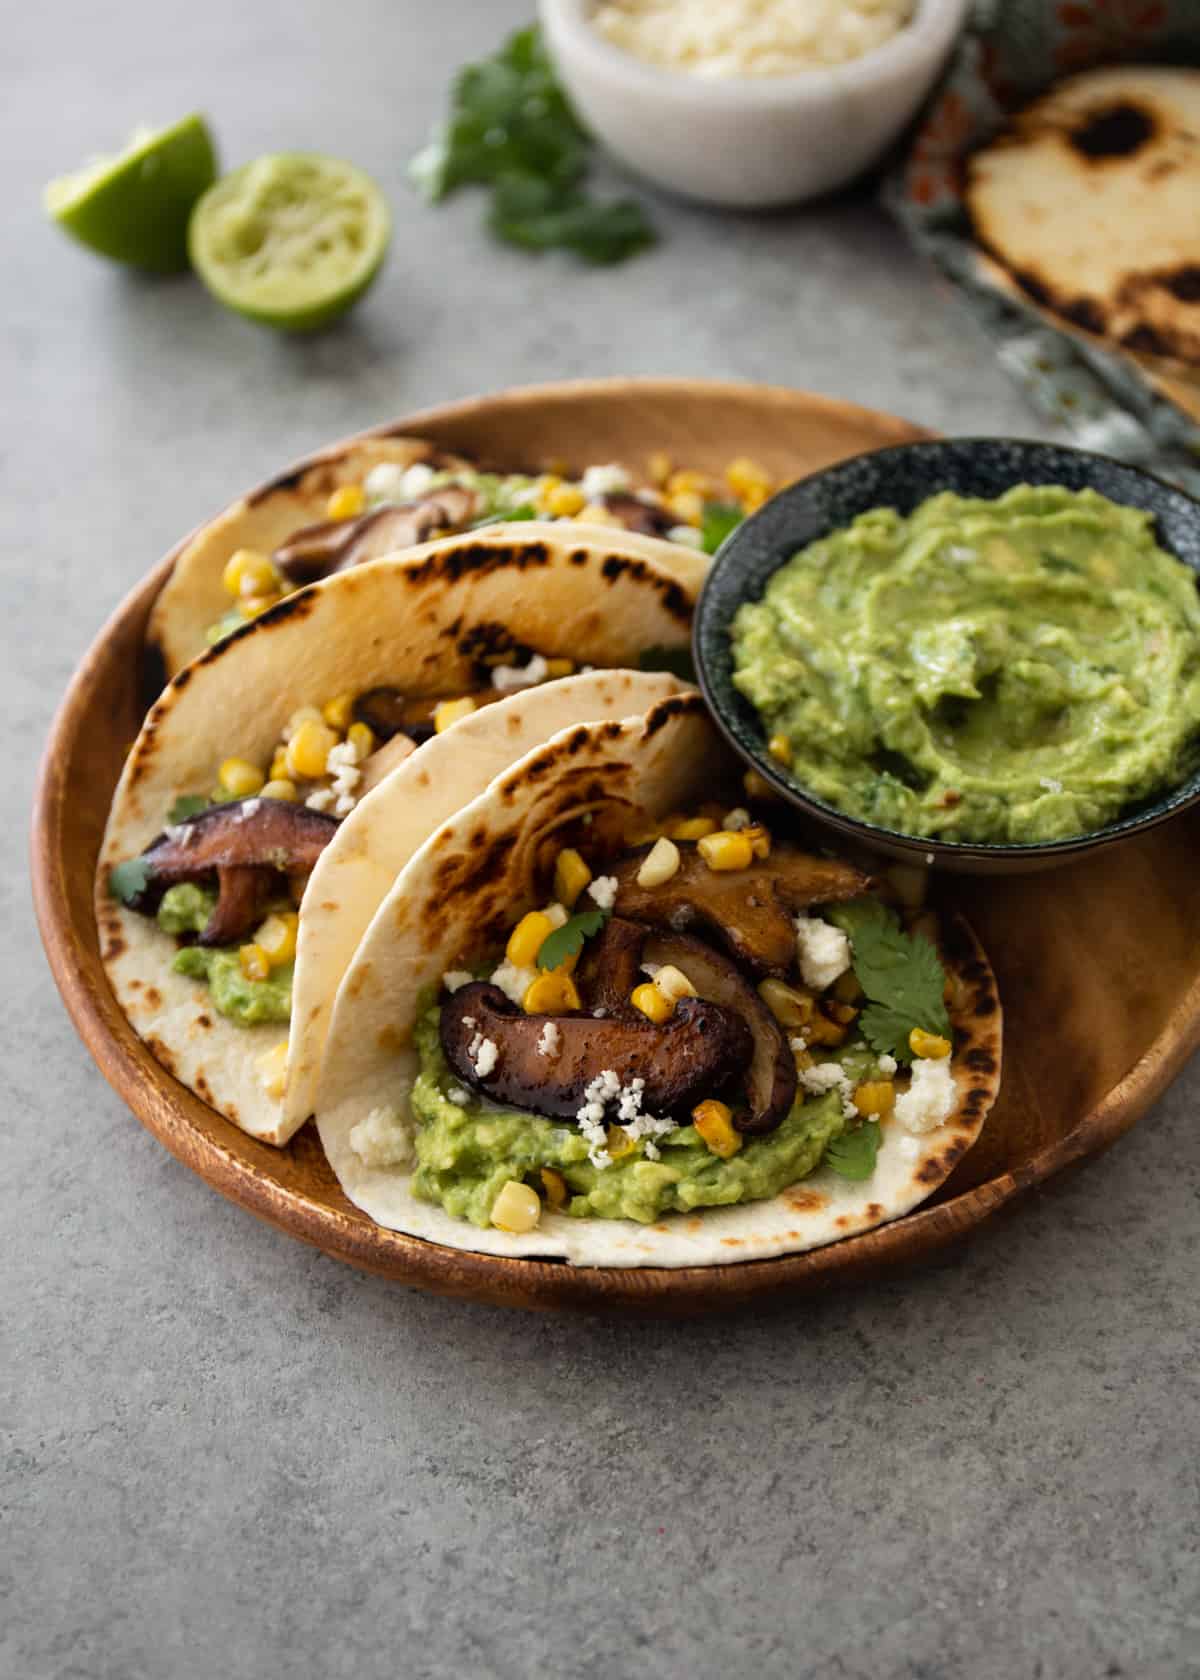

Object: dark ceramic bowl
[693,438,1200,874]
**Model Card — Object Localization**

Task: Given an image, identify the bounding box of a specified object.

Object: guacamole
[408,1005,869,1226]
[731,485,1200,843]
[159,885,293,1027]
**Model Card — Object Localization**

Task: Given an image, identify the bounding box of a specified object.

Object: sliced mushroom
[612,843,871,977]
[121,798,338,945]
[440,981,752,1124]
[601,492,677,538]
[273,487,481,585]
[575,915,647,1016]
[352,685,495,746]
[356,731,418,799]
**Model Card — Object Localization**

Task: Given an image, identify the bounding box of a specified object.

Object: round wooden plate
[32,379,1200,1316]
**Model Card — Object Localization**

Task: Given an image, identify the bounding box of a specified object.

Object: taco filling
[350,808,963,1230]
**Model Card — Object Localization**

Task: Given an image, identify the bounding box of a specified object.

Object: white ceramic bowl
[539,0,969,208]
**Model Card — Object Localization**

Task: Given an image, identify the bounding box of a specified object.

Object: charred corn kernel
[541,1167,568,1210]
[543,657,575,680]
[546,484,586,518]
[287,719,338,781]
[758,978,813,1029]
[740,485,770,513]
[853,1080,895,1118]
[726,456,771,497]
[241,592,281,618]
[653,965,696,1004]
[256,1039,289,1100]
[827,1000,858,1025]
[326,484,365,520]
[606,1125,637,1161]
[222,548,277,599]
[666,469,711,498]
[256,911,299,967]
[269,747,291,781]
[807,1012,848,1047]
[631,982,673,1024]
[579,501,623,527]
[553,848,592,909]
[523,972,581,1014]
[239,943,270,982]
[910,1027,951,1059]
[742,823,771,859]
[767,733,793,767]
[666,489,704,526]
[636,835,680,888]
[743,769,777,802]
[507,910,555,969]
[833,971,864,1005]
[648,450,672,486]
[321,692,354,732]
[665,815,717,841]
[261,778,298,802]
[346,721,376,760]
[490,1179,541,1234]
[692,1099,742,1159]
[698,830,754,872]
[433,696,477,733]
[792,1044,815,1072]
[218,757,265,798]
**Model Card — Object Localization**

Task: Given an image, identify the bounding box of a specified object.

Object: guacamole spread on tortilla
[731,485,1200,843]
[159,885,293,1026]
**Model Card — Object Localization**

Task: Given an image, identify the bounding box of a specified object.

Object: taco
[148,432,773,677]
[97,523,703,1145]
[314,694,1002,1266]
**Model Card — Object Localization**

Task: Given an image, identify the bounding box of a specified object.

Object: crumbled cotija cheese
[894,1056,955,1134]
[349,1104,415,1169]
[592,0,914,77]
[794,913,851,991]
[587,875,618,910]
[491,653,550,692]
[798,1060,858,1119]
[537,1021,562,1059]
[469,1033,499,1079]
[490,958,538,1007]
[442,970,474,994]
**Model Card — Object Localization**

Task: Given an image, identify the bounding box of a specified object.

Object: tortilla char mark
[1068,101,1157,160]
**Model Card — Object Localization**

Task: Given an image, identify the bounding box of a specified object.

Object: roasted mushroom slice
[440,982,753,1124]
[641,931,796,1135]
[118,798,338,945]
[612,843,871,976]
[575,915,647,1016]
[273,488,481,585]
[600,492,677,538]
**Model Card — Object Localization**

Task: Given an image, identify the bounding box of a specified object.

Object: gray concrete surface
[7,2,1199,1676]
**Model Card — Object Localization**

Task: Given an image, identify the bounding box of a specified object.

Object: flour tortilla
[315,697,1003,1268]
[98,525,703,1145]
[967,67,1200,368]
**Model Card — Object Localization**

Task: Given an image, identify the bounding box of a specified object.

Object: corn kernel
[742,823,771,859]
[541,1167,568,1210]
[631,982,673,1024]
[285,705,324,739]
[833,971,864,1004]
[579,502,623,527]
[491,1179,541,1233]
[653,965,696,1004]
[666,490,704,526]
[740,485,770,513]
[807,1013,848,1047]
[534,473,563,503]
[767,733,793,767]
[553,848,592,909]
[256,911,299,967]
[758,978,814,1029]
[322,692,354,732]
[666,469,712,498]
[507,910,555,969]
[910,1027,952,1059]
[692,1099,742,1158]
[239,943,270,982]
[665,815,718,841]
[647,450,673,486]
[261,778,298,802]
[605,1125,637,1161]
[853,1080,895,1118]
[269,748,290,781]
[256,1039,289,1100]
[828,1000,859,1025]
[287,718,338,781]
[346,721,376,760]
[726,457,772,500]
[241,592,281,618]
[221,548,278,599]
[698,830,754,872]
[523,972,581,1014]
[543,657,575,680]
[218,757,265,798]
[636,836,680,888]
[743,769,777,802]
[546,484,586,518]
[433,697,477,733]
[326,484,365,521]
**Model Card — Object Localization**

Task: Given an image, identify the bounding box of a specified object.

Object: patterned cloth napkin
[887,0,1200,493]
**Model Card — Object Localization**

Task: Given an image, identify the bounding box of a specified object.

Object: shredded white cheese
[794,914,851,991]
[668,524,704,549]
[490,958,537,1007]
[574,1069,676,1168]
[797,1061,858,1120]
[363,462,406,501]
[894,1057,955,1134]
[580,462,631,498]
[305,788,336,813]
[537,1021,562,1060]
[491,653,550,693]
[587,875,618,911]
[468,1033,499,1079]
[349,1104,415,1169]
[593,0,914,76]
[878,1053,898,1077]
[442,970,474,994]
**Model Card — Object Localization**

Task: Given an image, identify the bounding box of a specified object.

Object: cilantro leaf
[638,645,697,683]
[823,1121,882,1181]
[109,858,151,906]
[537,908,608,971]
[701,501,744,556]
[489,172,654,264]
[167,794,210,824]
[470,503,537,529]
[827,899,949,1063]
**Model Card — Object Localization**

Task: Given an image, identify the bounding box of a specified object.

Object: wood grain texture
[31,379,1200,1316]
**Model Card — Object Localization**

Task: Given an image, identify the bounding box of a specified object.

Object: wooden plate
[32,379,1200,1316]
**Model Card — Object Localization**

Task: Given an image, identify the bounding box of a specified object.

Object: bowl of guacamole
[693,439,1200,871]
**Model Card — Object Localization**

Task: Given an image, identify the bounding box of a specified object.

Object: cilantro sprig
[701,502,744,556]
[167,793,210,823]
[109,858,151,906]
[827,900,950,1064]
[537,908,608,971]
[824,1121,882,1181]
[410,24,655,265]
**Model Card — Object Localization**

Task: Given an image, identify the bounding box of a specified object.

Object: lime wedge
[44,114,218,272]
[188,153,391,332]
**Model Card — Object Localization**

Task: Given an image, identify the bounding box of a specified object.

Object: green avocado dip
[158,884,292,1027]
[731,485,1200,843]
[407,1005,871,1226]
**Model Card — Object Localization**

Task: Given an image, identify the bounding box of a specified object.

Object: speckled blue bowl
[693,438,1200,874]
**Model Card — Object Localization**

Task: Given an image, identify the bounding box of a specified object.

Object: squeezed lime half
[188,153,391,332]
[44,114,218,272]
